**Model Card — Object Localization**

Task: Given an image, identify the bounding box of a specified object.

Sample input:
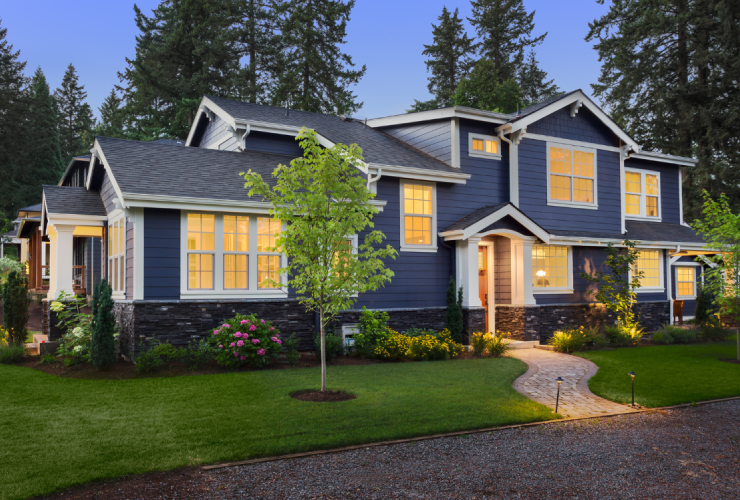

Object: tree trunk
[320,308,326,391]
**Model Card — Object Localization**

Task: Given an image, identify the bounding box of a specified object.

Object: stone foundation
[495,301,670,342]
[42,299,68,341]
[462,307,486,343]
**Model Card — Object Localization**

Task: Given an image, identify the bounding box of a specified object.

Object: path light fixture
[555,377,563,413]
[628,371,636,407]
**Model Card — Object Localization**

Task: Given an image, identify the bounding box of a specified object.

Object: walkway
[511,347,634,418]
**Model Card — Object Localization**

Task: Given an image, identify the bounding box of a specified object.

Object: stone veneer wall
[42,299,71,341]
[495,301,670,342]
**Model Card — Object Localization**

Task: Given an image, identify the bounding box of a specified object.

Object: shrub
[211,313,283,369]
[0,343,25,364]
[39,353,57,365]
[57,325,92,365]
[314,329,343,364]
[548,327,587,353]
[651,330,674,345]
[53,291,94,364]
[354,307,391,358]
[604,324,644,347]
[445,276,463,343]
[373,331,411,360]
[486,331,512,357]
[180,337,214,370]
[2,270,30,345]
[134,346,164,374]
[665,325,697,344]
[700,317,731,341]
[90,280,117,370]
[470,331,489,355]
[402,327,437,337]
[282,333,301,365]
[0,257,23,288]
[581,326,609,349]
[375,329,462,361]
[694,284,716,326]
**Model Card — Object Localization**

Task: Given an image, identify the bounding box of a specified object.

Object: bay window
[547,143,597,209]
[400,180,437,252]
[625,168,661,219]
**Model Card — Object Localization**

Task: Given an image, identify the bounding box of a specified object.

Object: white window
[468,133,501,160]
[625,168,661,220]
[400,180,437,252]
[180,212,286,298]
[632,249,664,291]
[547,143,597,209]
[532,245,573,293]
[108,217,125,294]
[676,267,696,298]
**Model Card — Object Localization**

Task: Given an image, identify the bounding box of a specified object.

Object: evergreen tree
[55,63,91,161]
[2,270,30,345]
[406,98,439,113]
[446,276,463,343]
[94,89,126,139]
[421,6,475,107]
[118,0,240,140]
[452,58,521,113]
[469,0,546,82]
[271,0,366,115]
[90,279,117,370]
[0,20,30,221]
[517,51,560,107]
[76,102,96,155]
[587,0,740,222]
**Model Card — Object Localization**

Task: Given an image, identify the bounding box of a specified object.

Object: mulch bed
[291,389,357,402]
[720,358,740,365]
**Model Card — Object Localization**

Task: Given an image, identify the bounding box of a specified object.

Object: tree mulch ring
[291,389,356,402]
[719,358,740,365]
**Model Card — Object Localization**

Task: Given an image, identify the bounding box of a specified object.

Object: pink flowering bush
[210,313,282,369]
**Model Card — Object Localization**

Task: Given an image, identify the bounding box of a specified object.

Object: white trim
[620,146,628,234]
[672,261,702,267]
[450,118,460,168]
[523,134,623,153]
[367,106,512,128]
[456,236,482,307]
[532,244,574,294]
[467,132,502,160]
[367,163,469,184]
[91,140,126,207]
[132,207,144,300]
[512,239,537,306]
[439,204,550,243]
[548,235,710,252]
[631,249,665,293]
[399,180,437,253]
[496,90,640,152]
[624,167,662,221]
[478,241,495,332]
[675,265,697,299]
[678,169,684,225]
[667,250,674,323]
[630,150,698,167]
[546,141,598,210]
[475,229,538,241]
[107,211,127,299]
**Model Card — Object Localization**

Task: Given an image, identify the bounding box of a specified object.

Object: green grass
[578,338,740,407]
[0,358,554,500]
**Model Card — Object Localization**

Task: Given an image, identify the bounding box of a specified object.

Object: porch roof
[440,203,550,242]
[43,186,107,217]
[551,221,705,245]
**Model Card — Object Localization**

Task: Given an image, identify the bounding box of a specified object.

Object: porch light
[628,371,636,407]
[555,376,563,413]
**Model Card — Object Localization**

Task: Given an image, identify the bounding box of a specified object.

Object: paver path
[511,347,635,418]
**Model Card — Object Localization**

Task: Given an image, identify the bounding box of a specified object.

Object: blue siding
[624,157,682,225]
[527,105,619,147]
[143,208,181,300]
[101,171,118,214]
[382,120,452,165]
[671,256,702,317]
[244,131,303,156]
[519,138,622,234]
[479,216,535,236]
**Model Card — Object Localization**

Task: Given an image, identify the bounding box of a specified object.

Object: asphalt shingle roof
[551,221,705,244]
[442,203,513,232]
[43,186,107,217]
[17,203,42,213]
[205,96,459,173]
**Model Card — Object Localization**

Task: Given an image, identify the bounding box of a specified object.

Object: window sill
[112,293,126,301]
[625,216,662,222]
[547,200,599,210]
[468,152,502,161]
[676,295,696,300]
[533,289,574,295]
[180,290,288,300]
[636,288,665,293]
[400,245,438,253]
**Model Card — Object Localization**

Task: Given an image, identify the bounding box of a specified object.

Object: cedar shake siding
[143,208,180,300]
[381,120,453,166]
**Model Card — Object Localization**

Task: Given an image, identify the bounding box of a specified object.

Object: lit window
[257,217,281,288]
[258,256,280,288]
[187,213,215,290]
[624,169,660,219]
[549,145,595,206]
[469,133,501,159]
[223,215,248,289]
[532,245,570,289]
[677,267,695,297]
[633,250,661,288]
[108,218,126,293]
[403,183,433,246]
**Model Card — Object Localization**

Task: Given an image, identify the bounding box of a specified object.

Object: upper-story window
[547,143,597,210]
[400,180,437,252]
[468,133,502,160]
[625,168,661,220]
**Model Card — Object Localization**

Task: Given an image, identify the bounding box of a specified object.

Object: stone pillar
[456,236,482,307]
[48,224,76,300]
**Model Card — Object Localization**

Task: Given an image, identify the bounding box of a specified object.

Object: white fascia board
[366,106,512,128]
[92,140,126,208]
[461,205,550,243]
[524,133,623,153]
[185,96,239,147]
[239,119,337,150]
[46,215,106,226]
[548,234,711,251]
[496,90,640,152]
[367,163,469,184]
[629,151,698,167]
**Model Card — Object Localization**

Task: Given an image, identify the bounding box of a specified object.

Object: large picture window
[187,213,215,290]
[400,181,436,252]
[676,267,696,298]
[108,218,125,294]
[632,250,663,290]
[532,245,572,292]
[547,144,597,209]
[625,168,660,219]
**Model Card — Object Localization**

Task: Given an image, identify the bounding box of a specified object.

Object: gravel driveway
[41,400,740,500]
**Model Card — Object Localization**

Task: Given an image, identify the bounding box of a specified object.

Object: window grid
[257,217,282,289]
[633,250,661,288]
[677,267,695,297]
[625,170,660,218]
[469,134,501,158]
[187,213,215,290]
[403,184,433,246]
[532,245,569,289]
[549,146,595,204]
[108,218,125,293]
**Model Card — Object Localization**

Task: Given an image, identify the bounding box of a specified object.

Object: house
[20,90,714,357]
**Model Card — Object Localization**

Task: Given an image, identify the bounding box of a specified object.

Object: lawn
[578,338,740,407]
[0,357,554,500]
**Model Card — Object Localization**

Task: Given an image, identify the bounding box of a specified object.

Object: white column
[666,250,673,325]
[456,237,482,307]
[512,239,536,306]
[48,224,76,300]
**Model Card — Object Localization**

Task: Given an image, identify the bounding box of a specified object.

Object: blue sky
[3,0,611,123]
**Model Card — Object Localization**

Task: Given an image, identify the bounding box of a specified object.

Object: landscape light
[628,371,636,407]
[555,376,563,413]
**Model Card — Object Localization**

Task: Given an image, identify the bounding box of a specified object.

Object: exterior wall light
[555,376,563,413]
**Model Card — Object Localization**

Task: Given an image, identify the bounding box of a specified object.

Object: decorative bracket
[513,127,527,146]
[227,124,251,150]
[570,100,583,118]
[199,105,215,121]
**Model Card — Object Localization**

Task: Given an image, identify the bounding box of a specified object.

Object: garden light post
[629,371,636,407]
[555,377,563,413]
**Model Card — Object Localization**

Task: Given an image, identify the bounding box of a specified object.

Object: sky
[2,0,612,123]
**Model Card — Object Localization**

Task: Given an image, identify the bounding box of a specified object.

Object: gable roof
[192,96,463,175]
[17,203,42,213]
[43,186,107,217]
[440,203,550,243]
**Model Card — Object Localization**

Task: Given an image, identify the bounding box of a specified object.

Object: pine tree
[55,63,90,162]
[118,0,240,140]
[420,6,475,108]
[94,89,125,138]
[76,102,96,155]
[452,58,521,113]
[272,0,366,115]
[90,279,117,370]
[406,98,439,113]
[517,51,560,107]
[446,276,463,343]
[2,270,30,345]
[587,0,740,222]
[469,0,546,83]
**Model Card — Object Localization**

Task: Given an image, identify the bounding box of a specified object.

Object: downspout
[498,130,517,207]
[367,168,382,190]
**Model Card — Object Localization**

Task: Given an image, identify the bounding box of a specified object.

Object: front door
[478,246,489,331]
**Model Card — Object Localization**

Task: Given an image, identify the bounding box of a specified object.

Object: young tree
[692,191,740,361]
[420,6,475,107]
[517,51,560,107]
[445,276,463,342]
[2,270,30,345]
[469,0,546,82]
[452,58,521,113]
[55,64,92,161]
[581,239,643,328]
[90,279,117,370]
[242,128,396,391]
[271,0,366,115]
